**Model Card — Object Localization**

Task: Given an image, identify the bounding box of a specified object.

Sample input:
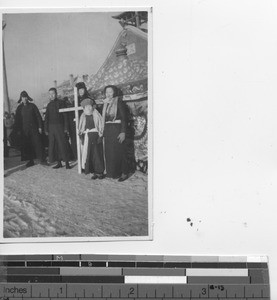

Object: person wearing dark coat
[44,88,71,169]
[14,91,46,167]
[102,85,129,181]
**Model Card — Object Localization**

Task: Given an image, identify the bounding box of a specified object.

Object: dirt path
[4,153,148,239]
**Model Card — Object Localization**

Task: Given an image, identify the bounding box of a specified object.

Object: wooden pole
[74,87,82,174]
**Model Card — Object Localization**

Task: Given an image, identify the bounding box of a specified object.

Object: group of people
[10,83,129,182]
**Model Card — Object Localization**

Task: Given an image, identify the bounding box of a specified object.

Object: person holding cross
[78,98,105,179]
[44,87,71,169]
[76,82,100,169]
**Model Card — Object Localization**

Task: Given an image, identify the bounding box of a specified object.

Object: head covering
[104,85,118,98]
[80,98,96,108]
[76,82,91,103]
[76,82,87,90]
[18,90,33,103]
[48,87,57,95]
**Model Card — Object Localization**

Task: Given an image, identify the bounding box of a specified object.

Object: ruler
[0,255,270,299]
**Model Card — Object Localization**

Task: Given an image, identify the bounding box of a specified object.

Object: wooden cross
[58,87,83,174]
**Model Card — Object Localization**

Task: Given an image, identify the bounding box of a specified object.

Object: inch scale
[0,255,270,300]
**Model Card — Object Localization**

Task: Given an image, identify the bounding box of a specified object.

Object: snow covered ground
[4,149,148,239]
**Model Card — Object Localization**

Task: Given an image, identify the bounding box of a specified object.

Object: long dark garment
[48,124,70,162]
[14,102,44,161]
[102,98,128,178]
[45,99,69,163]
[67,111,77,160]
[64,99,77,160]
[104,123,128,178]
[84,115,104,175]
[20,130,44,161]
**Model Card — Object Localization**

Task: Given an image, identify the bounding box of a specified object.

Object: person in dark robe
[44,88,71,169]
[14,91,46,167]
[78,98,105,179]
[102,85,128,181]
[63,96,77,160]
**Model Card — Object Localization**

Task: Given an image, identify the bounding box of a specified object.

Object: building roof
[87,25,148,101]
[43,24,148,104]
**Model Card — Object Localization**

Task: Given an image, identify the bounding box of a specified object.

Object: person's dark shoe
[97,174,105,180]
[26,160,35,168]
[65,162,71,169]
[118,174,128,182]
[53,162,62,169]
[91,174,98,180]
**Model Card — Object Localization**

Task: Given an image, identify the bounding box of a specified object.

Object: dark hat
[49,87,57,95]
[80,98,96,108]
[18,90,33,103]
[76,82,87,90]
[104,85,118,97]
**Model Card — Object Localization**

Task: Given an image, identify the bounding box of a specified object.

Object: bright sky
[3,12,123,108]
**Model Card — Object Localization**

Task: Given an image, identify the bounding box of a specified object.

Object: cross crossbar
[59,107,83,113]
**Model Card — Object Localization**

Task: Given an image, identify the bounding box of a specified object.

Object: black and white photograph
[3,0,277,296]
[2,9,152,241]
